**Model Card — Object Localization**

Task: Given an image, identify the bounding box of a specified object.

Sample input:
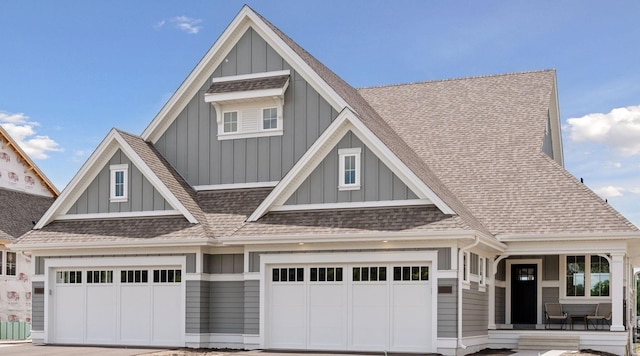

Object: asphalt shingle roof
[206,75,289,94]
[0,188,54,243]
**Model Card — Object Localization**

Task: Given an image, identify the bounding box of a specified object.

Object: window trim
[109,164,128,202]
[338,147,361,191]
[5,251,17,276]
[261,106,279,131]
[222,110,239,133]
[560,254,611,302]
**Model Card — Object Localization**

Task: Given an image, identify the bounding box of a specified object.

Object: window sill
[338,184,361,191]
[110,197,128,203]
[218,129,283,141]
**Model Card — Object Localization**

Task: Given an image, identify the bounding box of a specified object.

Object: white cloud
[630,188,640,195]
[0,111,62,159]
[156,16,203,34]
[594,186,625,198]
[566,105,640,156]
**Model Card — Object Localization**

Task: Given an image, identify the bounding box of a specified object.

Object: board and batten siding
[66,149,172,215]
[437,278,457,338]
[284,131,419,205]
[462,282,488,337]
[154,27,338,187]
[495,286,506,324]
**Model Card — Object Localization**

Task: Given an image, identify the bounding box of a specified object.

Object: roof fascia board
[209,69,290,83]
[0,125,59,196]
[142,6,349,143]
[503,239,628,256]
[56,210,182,221]
[248,109,455,221]
[8,238,214,252]
[270,199,432,212]
[35,129,121,229]
[498,231,640,242]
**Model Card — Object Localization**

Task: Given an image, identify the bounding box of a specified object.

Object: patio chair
[545,303,568,329]
[587,302,612,330]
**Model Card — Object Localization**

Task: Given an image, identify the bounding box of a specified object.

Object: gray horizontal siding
[462,282,488,337]
[438,278,457,338]
[186,280,210,333]
[31,281,45,331]
[244,280,259,334]
[66,149,172,215]
[210,281,245,333]
[154,27,338,186]
[285,131,418,205]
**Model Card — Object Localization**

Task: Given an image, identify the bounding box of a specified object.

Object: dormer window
[338,148,361,190]
[110,164,128,202]
[204,70,289,140]
[223,111,239,133]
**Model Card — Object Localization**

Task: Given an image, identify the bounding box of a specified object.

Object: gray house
[12,6,640,355]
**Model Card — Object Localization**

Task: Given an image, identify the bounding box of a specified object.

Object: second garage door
[268,263,433,353]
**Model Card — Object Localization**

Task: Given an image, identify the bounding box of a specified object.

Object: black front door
[511,264,537,324]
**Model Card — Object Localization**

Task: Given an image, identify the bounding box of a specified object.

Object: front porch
[488,329,630,355]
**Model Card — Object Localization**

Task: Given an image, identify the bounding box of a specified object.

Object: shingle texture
[235,206,466,238]
[359,72,638,234]
[206,75,289,94]
[0,188,54,243]
[18,217,206,245]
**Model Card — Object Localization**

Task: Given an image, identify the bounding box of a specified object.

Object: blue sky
[1,1,638,227]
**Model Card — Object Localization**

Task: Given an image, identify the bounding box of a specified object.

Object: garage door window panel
[153,269,181,283]
[121,270,148,283]
[353,266,387,282]
[272,267,303,282]
[393,266,429,281]
[310,267,343,282]
[57,270,82,284]
[87,270,113,284]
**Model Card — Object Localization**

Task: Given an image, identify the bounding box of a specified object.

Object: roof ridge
[357,69,556,90]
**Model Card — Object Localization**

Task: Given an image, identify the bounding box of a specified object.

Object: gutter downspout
[458,234,481,353]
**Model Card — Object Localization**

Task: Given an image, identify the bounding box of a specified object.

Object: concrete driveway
[0,343,164,356]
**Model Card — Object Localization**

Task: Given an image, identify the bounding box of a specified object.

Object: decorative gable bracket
[204,70,290,140]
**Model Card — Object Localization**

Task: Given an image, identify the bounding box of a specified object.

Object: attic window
[338,148,361,190]
[110,164,128,202]
[204,70,290,140]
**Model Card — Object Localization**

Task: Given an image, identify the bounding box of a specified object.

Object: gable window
[110,164,128,202]
[565,255,609,298]
[223,111,238,133]
[338,147,361,190]
[263,107,278,130]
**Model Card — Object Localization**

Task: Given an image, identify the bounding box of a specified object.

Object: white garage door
[268,263,433,353]
[53,267,182,346]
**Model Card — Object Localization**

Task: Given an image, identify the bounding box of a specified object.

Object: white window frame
[222,111,239,133]
[560,254,612,302]
[462,251,471,288]
[261,107,279,131]
[338,147,361,191]
[109,164,128,202]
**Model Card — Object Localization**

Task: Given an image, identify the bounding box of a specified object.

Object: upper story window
[565,255,610,298]
[223,111,238,133]
[204,70,290,141]
[110,164,128,202]
[338,147,361,190]
[263,107,278,130]
[0,251,17,276]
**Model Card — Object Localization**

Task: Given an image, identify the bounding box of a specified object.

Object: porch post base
[610,325,625,332]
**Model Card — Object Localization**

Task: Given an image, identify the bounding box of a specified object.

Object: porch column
[610,253,625,331]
